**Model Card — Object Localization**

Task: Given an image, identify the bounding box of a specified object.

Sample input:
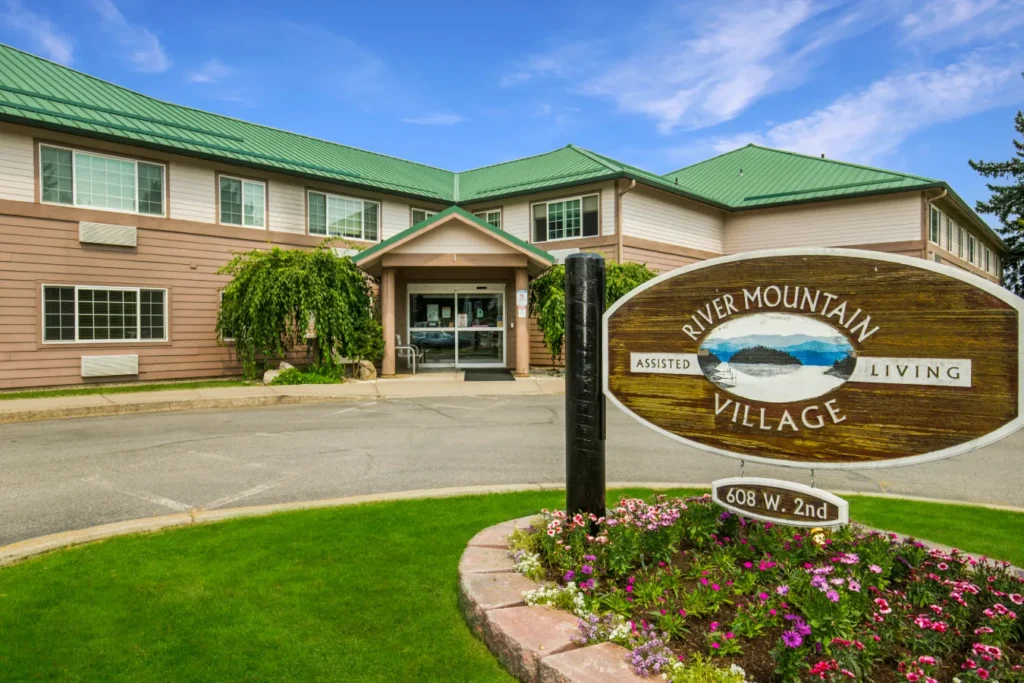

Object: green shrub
[529,261,657,363]
[269,368,341,385]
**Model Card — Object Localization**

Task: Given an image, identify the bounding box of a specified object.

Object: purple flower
[563,570,575,581]
[781,630,804,648]
[826,589,841,603]
[776,585,790,596]
[581,564,594,575]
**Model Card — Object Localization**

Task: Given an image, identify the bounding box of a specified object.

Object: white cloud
[710,52,1024,164]
[187,58,233,83]
[502,1,887,134]
[401,113,465,125]
[901,0,1024,43]
[2,0,73,65]
[91,0,170,73]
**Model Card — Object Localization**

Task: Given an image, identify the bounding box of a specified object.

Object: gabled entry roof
[352,206,555,276]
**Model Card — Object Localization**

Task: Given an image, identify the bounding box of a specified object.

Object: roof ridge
[456,145,576,174]
[566,144,623,172]
[744,144,938,183]
[0,42,457,179]
[663,144,755,177]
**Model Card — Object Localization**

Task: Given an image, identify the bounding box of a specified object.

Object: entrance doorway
[407,284,506,368]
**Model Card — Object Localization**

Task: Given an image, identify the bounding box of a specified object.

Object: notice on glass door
[457,313,468,327]
[427,304,439,323]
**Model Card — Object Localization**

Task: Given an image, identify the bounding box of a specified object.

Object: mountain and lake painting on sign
[698,313,856,403]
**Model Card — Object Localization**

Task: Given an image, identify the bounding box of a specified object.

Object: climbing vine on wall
[217,240,384,379]
[529,260,657,363]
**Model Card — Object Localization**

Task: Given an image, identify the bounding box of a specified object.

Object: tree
[970,82,1024,295]
[217,240,384,379]
[529,260,658,363]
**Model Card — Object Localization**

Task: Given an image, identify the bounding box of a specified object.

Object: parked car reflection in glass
[411,331,471,349]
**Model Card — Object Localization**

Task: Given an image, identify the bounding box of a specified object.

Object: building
[0,43,1008,389]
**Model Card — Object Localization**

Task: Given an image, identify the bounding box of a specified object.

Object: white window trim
[410,207,438,226]
[307,189,381,241]
[219,175,266,229]
[473,208,502,229]
[41,284,169,344]
[39,144,167,218]
[530,193,600,244]
[929,206,941,245]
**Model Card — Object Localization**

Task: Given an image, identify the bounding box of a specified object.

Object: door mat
[463,369,516,382]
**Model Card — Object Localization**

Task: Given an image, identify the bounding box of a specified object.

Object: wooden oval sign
[712,478,848,527]
[603,248,1023,469]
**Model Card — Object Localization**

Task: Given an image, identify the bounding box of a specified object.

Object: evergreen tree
[969,79,1024,295]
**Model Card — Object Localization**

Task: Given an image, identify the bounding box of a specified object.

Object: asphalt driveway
[1,394,1021,545]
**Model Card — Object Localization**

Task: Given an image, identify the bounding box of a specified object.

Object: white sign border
[602,247,1024,471]
[711,477,850,528]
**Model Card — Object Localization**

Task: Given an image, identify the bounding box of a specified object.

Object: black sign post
[564,253,606,521]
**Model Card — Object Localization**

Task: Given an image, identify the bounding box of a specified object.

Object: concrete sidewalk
[0,374,565,424]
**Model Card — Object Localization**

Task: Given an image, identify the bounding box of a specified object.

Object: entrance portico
[353,207,554,376]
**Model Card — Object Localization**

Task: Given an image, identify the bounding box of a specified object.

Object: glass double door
[408,287,505,368]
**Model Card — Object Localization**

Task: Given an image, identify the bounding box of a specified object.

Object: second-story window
[220,176,265,228]
[308,191,379,240]
[411,208,437,225]
[532,194,599,243]
[40,144,165,216]
[929,207,941,244]
[473,209,502,229]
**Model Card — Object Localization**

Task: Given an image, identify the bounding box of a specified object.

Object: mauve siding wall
[0,211,330,389]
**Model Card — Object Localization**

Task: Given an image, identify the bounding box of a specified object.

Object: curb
[0,380,565,425]
[2,482,1022,568]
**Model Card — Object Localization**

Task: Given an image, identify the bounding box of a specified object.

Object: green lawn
[0,379,249,401]
[0,489,1019,682]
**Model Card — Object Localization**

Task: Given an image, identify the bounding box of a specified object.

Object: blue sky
[2,0,1022,222]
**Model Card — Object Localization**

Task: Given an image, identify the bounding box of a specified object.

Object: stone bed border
[459,516,646,683]
[458,517,1024,683]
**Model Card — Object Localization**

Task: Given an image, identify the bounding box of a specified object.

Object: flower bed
[508,495,1024,682]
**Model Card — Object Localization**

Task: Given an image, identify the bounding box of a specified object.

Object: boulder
[263,369,281,385]
[278,361,295,371]
[355,360,377,381]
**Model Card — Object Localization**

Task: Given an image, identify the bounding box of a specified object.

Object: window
[958,227,965,258]
[967,234,976,264]
[411,208,437,225]
[945,217,953,251]
[473,209,502,229]
[40,144,164,215]
[984,246,991,272]
[929,207,941,244]
[42,285,167,343]
[220,176,265,228]
[532,194,599,243]
[308,191,379,240]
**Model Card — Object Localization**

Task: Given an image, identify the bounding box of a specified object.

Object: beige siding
[724,192,922,253]
[622,186,724,253]
[268,179,306,234]
[621,245,702,273]
[168,162,216,224]
[396,223,519,254]
[0,127,35,203]
[382,199,414,239]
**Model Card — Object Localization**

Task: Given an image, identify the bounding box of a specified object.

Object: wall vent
[81,355,139,378]
[79,222,138,247]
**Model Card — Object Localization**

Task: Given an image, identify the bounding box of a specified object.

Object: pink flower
[869,564,883,574]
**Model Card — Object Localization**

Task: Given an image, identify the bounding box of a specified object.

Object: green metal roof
[353,205,555,264]
[0,43,457,201]
[663,144,939,209]
[0,43,1001,247]
[663,144,1003,246]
